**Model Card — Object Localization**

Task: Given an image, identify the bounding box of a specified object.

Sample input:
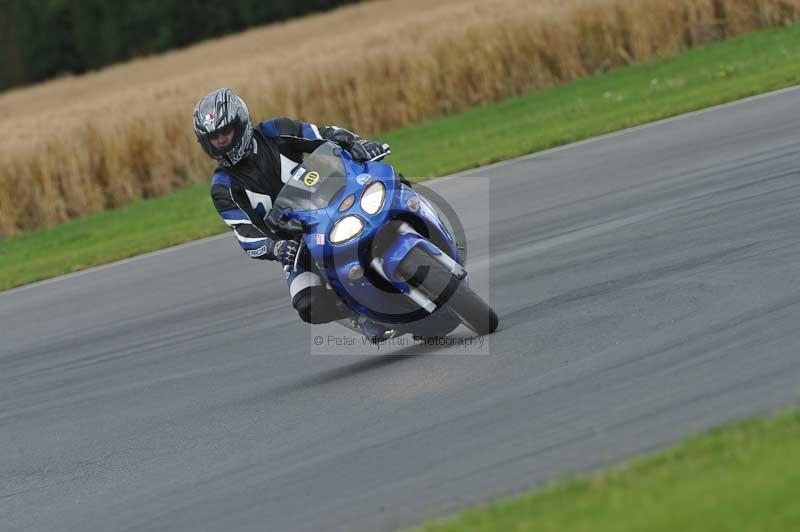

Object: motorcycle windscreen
[274,143,347,213]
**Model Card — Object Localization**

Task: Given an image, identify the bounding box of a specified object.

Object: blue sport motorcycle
[267,142,498,338]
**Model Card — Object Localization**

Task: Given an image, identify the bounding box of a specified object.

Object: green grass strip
[3,24,800,290]
[416,409,800,532]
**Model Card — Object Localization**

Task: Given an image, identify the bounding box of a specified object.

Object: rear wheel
[399,247,498,335]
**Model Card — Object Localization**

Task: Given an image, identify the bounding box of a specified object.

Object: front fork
[370,222,466,312]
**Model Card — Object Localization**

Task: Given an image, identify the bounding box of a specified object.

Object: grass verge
[3,24,800,291]
[415,409,800,532]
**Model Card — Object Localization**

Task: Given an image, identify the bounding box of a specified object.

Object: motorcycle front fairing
[272,143,465,334]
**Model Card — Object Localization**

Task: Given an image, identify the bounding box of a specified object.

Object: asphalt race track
[3,87,800,531]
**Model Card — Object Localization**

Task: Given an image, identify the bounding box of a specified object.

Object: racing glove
[325,128,390,162]
[350,139,390,162]
[271,239,299,267]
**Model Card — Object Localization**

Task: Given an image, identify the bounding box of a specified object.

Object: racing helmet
[193,88,254,167]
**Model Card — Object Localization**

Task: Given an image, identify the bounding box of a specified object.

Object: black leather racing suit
[211,117,364,324]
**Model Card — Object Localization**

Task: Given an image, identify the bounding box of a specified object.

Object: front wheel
[442,280,499,336]
[399,247,498,335]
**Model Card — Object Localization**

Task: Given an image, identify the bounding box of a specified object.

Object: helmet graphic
[193,88,254,167]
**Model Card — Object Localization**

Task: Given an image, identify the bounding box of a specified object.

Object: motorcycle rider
[193,87,390,328]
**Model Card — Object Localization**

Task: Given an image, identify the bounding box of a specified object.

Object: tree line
[0,0,359,91]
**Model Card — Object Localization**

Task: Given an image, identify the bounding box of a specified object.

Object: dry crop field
[1,0,798,235]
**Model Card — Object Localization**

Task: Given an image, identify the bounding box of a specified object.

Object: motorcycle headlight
[360,181,385,215]
[329,215,364,244]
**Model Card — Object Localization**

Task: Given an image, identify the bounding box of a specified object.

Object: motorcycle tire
[399,247,499,335]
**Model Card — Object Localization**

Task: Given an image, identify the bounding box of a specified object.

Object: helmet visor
[200,117,245,157]
[207,123,237,150]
